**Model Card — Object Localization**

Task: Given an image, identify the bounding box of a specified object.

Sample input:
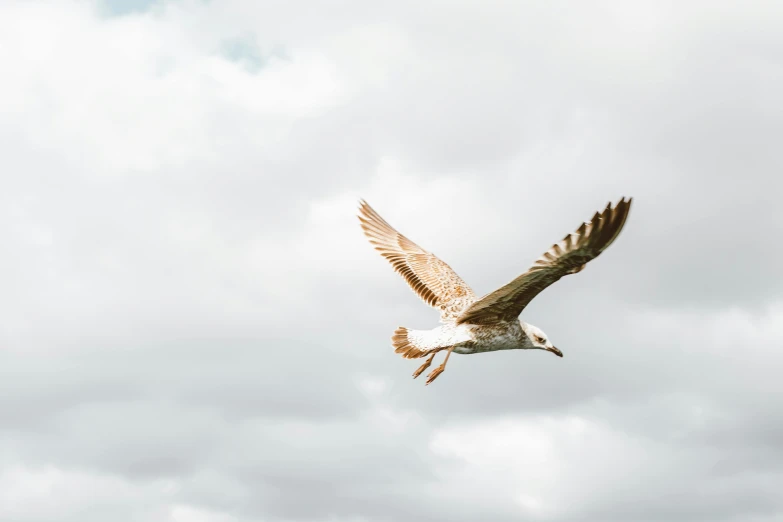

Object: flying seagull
[358,197,633,385]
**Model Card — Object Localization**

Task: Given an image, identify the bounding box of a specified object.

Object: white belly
[452,322,524,354]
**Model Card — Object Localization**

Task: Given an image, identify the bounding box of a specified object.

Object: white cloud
[0,1,782,521]
[0,465,174,521]
[429,415,659,518]
[169,504,238,522]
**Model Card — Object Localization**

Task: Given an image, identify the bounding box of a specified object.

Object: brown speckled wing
[358,200,477,321]
[456,197,633,325]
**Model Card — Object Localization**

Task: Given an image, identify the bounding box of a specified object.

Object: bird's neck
[517,321,536,349]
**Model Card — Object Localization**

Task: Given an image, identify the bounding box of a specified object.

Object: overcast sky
[1,1,782,521]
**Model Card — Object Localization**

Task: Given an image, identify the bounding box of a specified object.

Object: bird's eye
[537,337,546,344]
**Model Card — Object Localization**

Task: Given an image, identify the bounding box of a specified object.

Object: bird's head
[521,321,562,357]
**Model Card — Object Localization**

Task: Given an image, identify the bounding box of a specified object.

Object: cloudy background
[1,0,782,521]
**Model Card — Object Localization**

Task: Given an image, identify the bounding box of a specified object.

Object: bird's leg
[425,346,455,386]
[412,351,438,379]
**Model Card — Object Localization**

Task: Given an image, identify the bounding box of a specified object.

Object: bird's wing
[456,197,633,325]
[358,200,477,322]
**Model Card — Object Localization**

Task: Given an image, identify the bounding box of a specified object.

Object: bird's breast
[454,322,524,354]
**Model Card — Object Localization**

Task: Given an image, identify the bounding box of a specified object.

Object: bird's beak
[547,346,563,358]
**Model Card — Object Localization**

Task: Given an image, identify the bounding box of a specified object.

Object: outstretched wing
[456,197,633,325]
[358,200,477,322]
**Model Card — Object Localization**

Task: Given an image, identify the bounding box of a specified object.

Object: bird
[357,196,633,385]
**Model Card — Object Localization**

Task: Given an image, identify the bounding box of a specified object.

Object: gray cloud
[0,1,782,522]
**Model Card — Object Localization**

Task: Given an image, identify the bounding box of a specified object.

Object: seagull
[358,197,633,385]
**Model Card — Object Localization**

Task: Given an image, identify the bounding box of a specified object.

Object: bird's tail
[392,325,470,359]
[391,327,431,359]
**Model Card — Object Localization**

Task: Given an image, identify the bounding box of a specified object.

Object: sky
[1,0,782,521]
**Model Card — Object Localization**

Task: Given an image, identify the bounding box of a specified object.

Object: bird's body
[400,320,533,355]
[358,197,633,385]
